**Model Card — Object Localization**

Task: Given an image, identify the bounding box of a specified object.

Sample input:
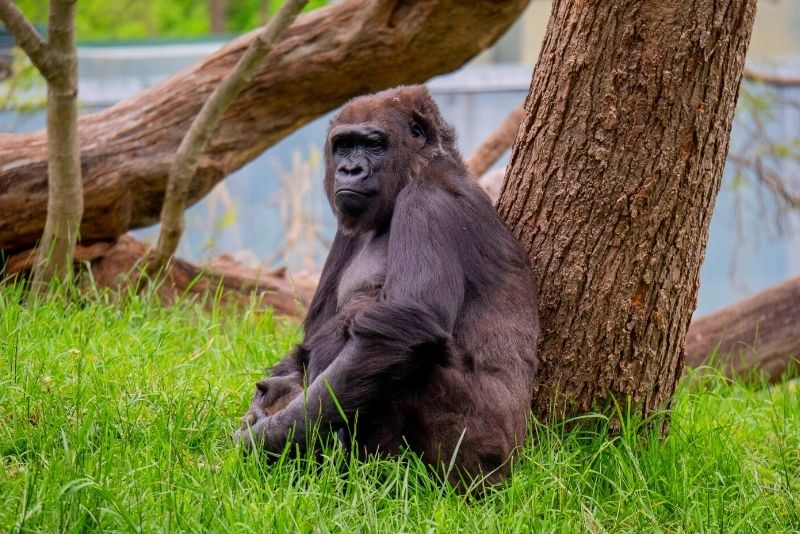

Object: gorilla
[237,85,539,487]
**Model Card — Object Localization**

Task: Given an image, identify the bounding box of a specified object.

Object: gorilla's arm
[238,183,469,452]
[239,231,356,430]
[264,231,357,381]
[379,182,467,332]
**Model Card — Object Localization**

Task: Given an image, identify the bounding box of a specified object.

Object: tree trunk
[686,276,800,382]
[0,0,529,252]
[497,0,758,421]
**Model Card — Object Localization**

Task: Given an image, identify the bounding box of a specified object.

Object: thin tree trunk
[0,0,529,252]
[497,0,758,421]
[686,276,800,382]
[150,0,308,274]
[0,0,82,292]
[33,0,82,291]
[209,0,227,35]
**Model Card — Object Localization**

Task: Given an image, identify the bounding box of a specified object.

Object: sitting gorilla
[237,85,539,486]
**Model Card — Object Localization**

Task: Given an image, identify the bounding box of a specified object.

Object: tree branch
[465,105,524,178]
[150,0,309,272]
[0,0,53,79]
[743,68,800,87]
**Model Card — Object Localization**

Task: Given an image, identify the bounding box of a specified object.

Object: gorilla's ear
[410,107,458,158]
[409,111,431,141]
[401,86,458,157]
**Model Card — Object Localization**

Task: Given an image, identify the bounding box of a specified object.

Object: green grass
[1,282,798,533]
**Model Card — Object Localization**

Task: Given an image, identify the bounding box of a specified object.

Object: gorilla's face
[328,120,425,222]
[324,86,458,234]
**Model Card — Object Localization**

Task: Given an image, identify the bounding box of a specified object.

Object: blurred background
[1,0,798,315]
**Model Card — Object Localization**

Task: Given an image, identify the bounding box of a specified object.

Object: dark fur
[236,86,540,487]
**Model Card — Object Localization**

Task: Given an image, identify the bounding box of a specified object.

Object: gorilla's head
[324,85,461,233]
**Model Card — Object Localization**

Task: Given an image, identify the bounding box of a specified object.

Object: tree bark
[0,0,82,291]
[151,0,308,274]
[686,276,800,382]
[497,0,758,421]
[0,0,529,252]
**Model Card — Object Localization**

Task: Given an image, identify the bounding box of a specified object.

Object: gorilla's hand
[239,373,303,431]
[234,414,290,454]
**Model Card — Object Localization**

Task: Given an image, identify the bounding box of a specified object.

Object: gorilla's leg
[406,367,531,492]
[240,302,450,453]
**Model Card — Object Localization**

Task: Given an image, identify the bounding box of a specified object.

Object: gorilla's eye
[366,139,385,151]
[410,122,426,139]
[333,139,353,154]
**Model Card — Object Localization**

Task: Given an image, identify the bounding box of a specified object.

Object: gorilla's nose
[336,163,367,185]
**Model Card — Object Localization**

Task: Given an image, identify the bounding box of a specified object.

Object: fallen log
[4,235,316,317]
[0,0,529,251]
[685,276,800,381]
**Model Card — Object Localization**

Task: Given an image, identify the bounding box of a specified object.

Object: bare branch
[743,67,800,87]
[0,0,53,78]
[753,159,800,210]
[729,153,800,215]
[466,105,524,179]
[149,0,310,273]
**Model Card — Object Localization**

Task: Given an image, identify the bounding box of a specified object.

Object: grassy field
[0,282,798,533]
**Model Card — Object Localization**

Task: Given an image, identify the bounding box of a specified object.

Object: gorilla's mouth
[334,189,372,216]
[335,188,372,197]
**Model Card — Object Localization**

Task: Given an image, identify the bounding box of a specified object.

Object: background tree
[497,0,759,421]
[0,0,82,293]
[209,0,227,35]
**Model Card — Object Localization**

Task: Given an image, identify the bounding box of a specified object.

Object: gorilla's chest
[337,232,389,309]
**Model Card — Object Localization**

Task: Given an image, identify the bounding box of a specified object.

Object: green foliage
[0,49,46,111]
[0,283,798,532]
[11,0,328,41]
[226,0,329,34]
